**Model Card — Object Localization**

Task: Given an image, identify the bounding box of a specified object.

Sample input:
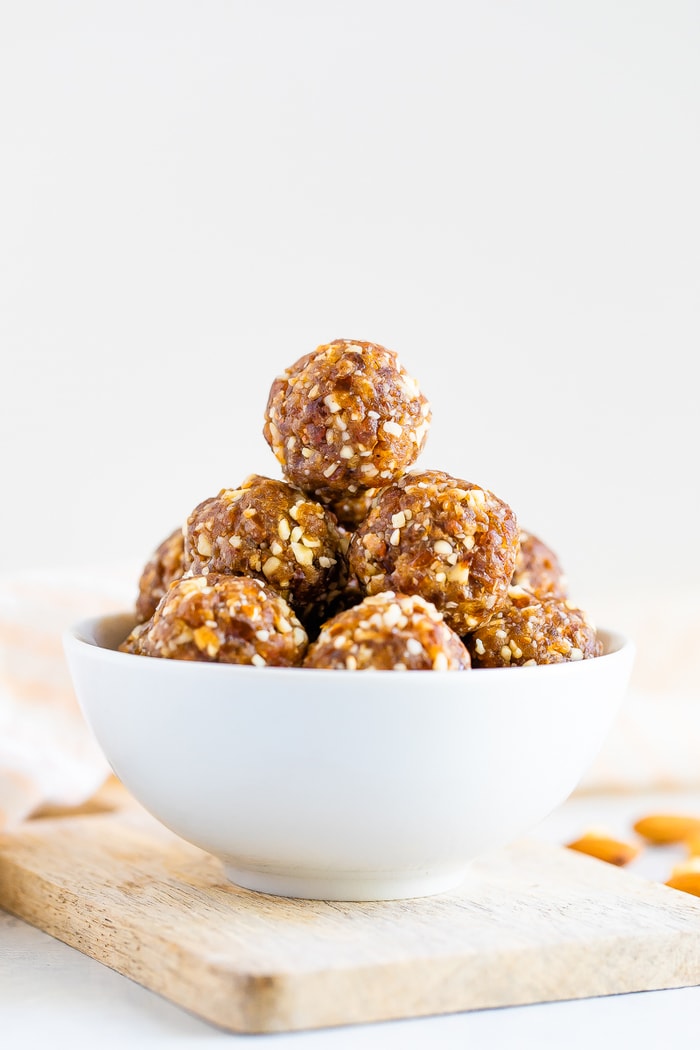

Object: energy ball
[119,574,308,665]
[511,530,568,600]
[303,591,471,671]
[263,339,431,504]
[465,588,602,667]
[184,474,347,622]
[135,527,188,623]
[348,470,519,634]
[118,620,149,655]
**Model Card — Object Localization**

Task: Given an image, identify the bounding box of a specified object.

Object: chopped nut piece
[196,533,213,557]
[278,518,291,541]
[263,556,282,578]
[291,541,314,566]
[433,540,453,556]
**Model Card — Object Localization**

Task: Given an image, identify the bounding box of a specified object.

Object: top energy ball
[263,339,431,504]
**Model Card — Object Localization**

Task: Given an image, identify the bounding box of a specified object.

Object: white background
[2,1,698,623]
[2,10,700,1043]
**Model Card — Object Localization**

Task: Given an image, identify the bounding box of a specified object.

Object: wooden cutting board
[2,797,700,1034]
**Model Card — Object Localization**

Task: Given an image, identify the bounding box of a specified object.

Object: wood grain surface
[1,801,700,1033]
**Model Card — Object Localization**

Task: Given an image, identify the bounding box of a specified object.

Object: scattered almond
[666,858,700,897]
[632,813,700,845]
[566,811,700,900]
[566,829,641,867]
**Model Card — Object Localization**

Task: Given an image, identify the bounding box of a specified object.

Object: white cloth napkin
[0,564,137,829]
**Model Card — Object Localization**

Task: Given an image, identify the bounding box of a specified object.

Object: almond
[566,829,641,867]
[666,858,700,897]
[632,813,700,845]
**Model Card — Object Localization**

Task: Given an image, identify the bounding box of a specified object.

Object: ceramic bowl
[64,613,634,901]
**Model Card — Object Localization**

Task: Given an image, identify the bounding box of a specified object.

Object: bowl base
[222,863,468,901]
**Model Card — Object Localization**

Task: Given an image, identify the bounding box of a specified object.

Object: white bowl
[64,614,634,901]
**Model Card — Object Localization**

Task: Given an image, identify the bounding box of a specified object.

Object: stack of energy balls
[120,339,602,671]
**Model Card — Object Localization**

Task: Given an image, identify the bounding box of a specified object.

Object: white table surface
[3,788,700,1050]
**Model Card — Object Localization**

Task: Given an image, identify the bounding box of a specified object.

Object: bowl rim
[64,611,635,679]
